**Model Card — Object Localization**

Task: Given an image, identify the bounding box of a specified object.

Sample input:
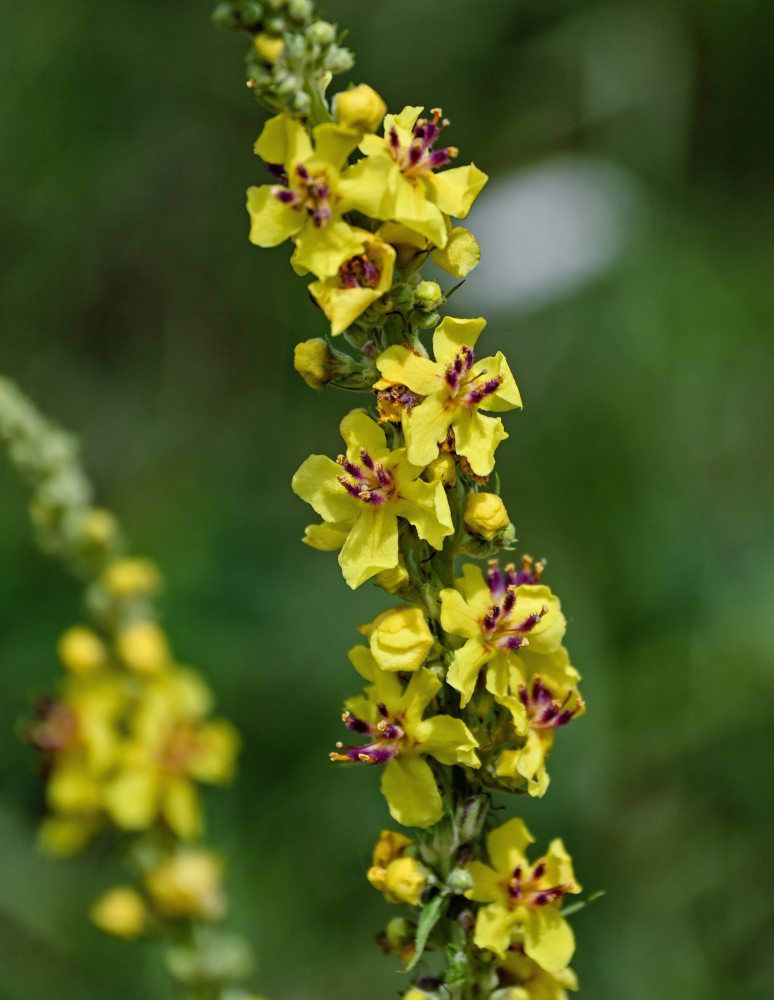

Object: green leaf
[405,893,446,972]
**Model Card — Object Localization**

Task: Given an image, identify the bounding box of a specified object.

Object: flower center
[480,586,547,652]
[502,860,574,910]
[443,346,503,408]
[330,702,406,764]
[339,252,381,290]
[487,556,545,599]
[272,163,335,228]
[387,107,458,179]
[337,448,396,505]
[157,721,200,775]
[518,676,584,730]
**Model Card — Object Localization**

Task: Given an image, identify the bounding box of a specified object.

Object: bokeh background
[1,0,773,997]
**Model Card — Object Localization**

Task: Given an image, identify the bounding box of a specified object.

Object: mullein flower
[247,112,392,278]
[332,657,479,827]
[308,229,396,335]
[497,950,579,1000]
[359,106,488,247]
[292,408,454,588]
[102,670,239,838]
[439,563,565,708]
[145,848,227,922]
[465,818,581,968]
[90,886,148,939]
[463,492,511,541]
[367,830,428,904]
[357,606,435,672]
[376,317,522,476]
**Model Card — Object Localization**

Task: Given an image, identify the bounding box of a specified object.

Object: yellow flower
[101,669,240,838]
[439,563,565,707]
[333,83,387,133]
[367,830,427,904]
[358,606,434,672]
[145,848,226,922]
[377,317,521,476]
[254,32,285,65]
[90,887,147,939]
[116,621,171,675]
[294,338,337,389]
[431,226,481,277]
[332,657,479,828]
[102,557,161,598]
[497,950,579,1000]
[292,409,453,589]
[308,230,396,335]
[463,492,510,540]
[57,626,107,676]
[465,818,581,968]
[359,106,487,247]
[247,113,392,279]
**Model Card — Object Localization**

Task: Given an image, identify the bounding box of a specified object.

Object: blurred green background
[1,0,773,997]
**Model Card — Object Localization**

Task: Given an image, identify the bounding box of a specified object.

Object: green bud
[309,19,335,45]
[415,279,442,310]
[287,0,312,22]
[325,46,355,74]
[211,3,239,29]
[276,71,302,94]
[418,310,440,329]
[240,0,264,26]
[446,868,474,894]
[265,13,285,32]
[391,283,415,307]
[288,90,311,114]
[264,0,286,9]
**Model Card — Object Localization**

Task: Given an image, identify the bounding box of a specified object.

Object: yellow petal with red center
[376,346,440,396]
[439,587,481,639]
[246,185,304,247]
[524,908,576,973]
[339,507,399,589]
[432,226,481,277]
[303,520,353,551]
[292,219,366,279]
[452,409,508,477]
[514,585,566,653]
[413,715,480,768]
[446,636,491,706]
[385,105,423,142]
[254,113,313,167]
[381,755,442,828]
[487,817,535,876]
[432,316,487,365]
[292,454,360,523]
[403,396,453,467]
[340,408,389,460]
[426,163,488,218]
[473,902,518,959]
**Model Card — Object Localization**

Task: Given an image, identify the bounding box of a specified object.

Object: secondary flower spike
[377,316,522,476]
[292,408,453,588]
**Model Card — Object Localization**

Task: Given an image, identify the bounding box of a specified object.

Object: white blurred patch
[452,157,642,314]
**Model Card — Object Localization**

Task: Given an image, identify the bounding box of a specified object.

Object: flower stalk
[216,1,594,997]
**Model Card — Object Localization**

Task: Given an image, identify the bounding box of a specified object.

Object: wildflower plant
[0,377,262,1000]
[215,2,596,997]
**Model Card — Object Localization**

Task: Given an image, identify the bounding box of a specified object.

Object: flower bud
[145,850,226,922]
[90,887,147,939]
[240,1,264,26]
[102,557,161,598]
[415,280,442,311]
[333,84,386,133]
[57,625,106,675]
[367,606,434,672]
[287,0,311,21]
[446,868,474,894]
[254,32,285,64]
[325,46,354,74]
[383,856,427,904]
[422,454,456,487]
[432,226,481,278]
[80,507,119,548]
[463,492,510,541]
[211,3,239,29]
[385,916,411,950]
[293,338,337,388]
[309,19,335,45]
[116,621,170,675]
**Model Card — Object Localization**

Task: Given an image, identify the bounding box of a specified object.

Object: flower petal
[426,162,488,218]
[431,226,481,277]
[452,409,507,477]
[433,316,487,365]
[246,185,303,247]
[403,395,452,468]
[376,346,440,396]
[338,507,398,589]
[439,588,480,639]
[446,637,490,706]
[292,454,359,523]
[381,755,442,828]
[413,714,480,767]
[292,220,366,279]
[524,908,575,974]
[339,408,388,460]
[487,817,534,876]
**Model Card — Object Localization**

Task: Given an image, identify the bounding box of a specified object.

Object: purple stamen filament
[518,675,584,730]
[387,107,459,178]
[480,587,547,652]
[504,859,574,910]
[336,449,395,505]
[271,164,335,227]
[330,709,405,764]
[442,347,503,408]
[339,253,381,290]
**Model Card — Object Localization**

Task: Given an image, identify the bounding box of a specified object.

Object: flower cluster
[0,376,262,1000]
[220,1,594,995]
